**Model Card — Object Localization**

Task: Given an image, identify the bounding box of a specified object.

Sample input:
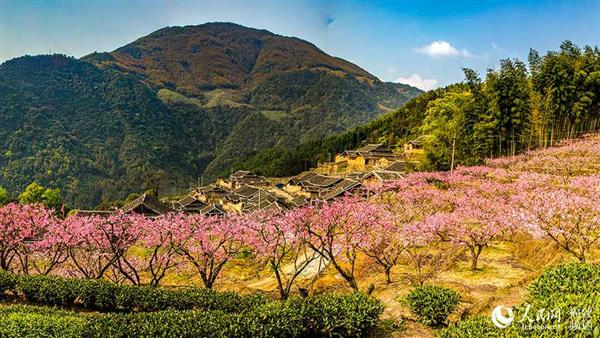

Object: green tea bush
[18,274,79,306]
[0,272,385,337]
[406,285,460,327]
[439,263,600,338]
[526,263,600,307]
[5,271,267,313]
[0,305,87,338]
[517,263,600,337]
[0,293,384,338]
[86,293,383,338]
[237,301,307,338]
[0,270,16,298]
[301,292,386,337]
[76,278,120,311]
[438,316,501,338]
[85,309,236,338]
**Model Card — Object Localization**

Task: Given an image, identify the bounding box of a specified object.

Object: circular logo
[491,305,514,329]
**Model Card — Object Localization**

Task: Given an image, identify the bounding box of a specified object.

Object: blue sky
[1,0,599,90]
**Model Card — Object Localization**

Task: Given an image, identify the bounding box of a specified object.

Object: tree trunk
[202,277,214,289]
[470,245,483,271]
[450,134,456,173]
[385,266,392,284]
[273,263,288,300]
[348,277,359,292]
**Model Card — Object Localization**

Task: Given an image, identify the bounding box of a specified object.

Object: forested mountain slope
[236,41,600,176]
[0,23,421,207]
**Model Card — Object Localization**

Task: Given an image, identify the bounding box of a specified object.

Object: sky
[1,0,599,90]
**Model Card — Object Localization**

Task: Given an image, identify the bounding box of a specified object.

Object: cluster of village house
[81,143,423,217]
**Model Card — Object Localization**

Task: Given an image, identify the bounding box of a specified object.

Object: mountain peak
[100,22,377,95]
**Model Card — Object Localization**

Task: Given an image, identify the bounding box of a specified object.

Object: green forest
[236,41,600,174]
[0,54,418,208]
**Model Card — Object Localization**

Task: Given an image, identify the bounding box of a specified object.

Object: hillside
[91,22,376,94]
[0,55,198,207]
[237,41,600,177]
[0,23,421,207]
[233,85,455,176]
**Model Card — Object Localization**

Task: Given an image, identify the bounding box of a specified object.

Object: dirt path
[247,250,329,291]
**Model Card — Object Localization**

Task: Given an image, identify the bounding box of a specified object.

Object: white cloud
[415,41,472,58]
[396,74,438,91]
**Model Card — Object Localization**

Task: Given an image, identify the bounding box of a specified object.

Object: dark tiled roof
[290,196,309,207]
[230,171,268,185]
[342,143,398,161]
[197,185,229,195]
[385,161,407,172]
[248,190,278,204]
[345,172,364,180]
[290,172,341,188]
[233,185,261,198]
[224,193,243,203]
[120,193,171,216]
[357,144,385,152]
[200,204,226,216]
[175,194,208,212]
[363,151,397,159]
[322,179,361,201]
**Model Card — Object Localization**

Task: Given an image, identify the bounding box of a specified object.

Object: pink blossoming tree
[247,207,318,299]
[175,214,246,289]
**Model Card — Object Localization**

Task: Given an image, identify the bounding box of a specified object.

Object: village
[79,142,424,217]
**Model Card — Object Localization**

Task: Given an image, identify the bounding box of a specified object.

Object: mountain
[232,85,455,177]
[0,23,421,207]
[92,22,376,94]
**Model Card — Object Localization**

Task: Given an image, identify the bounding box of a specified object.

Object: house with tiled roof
[172,194,208,214]
[384,161,407,173]
[321,178,362,201]
[334,143,401,172]
[285,172,343,198]
[120,193,171,217]
[217,170,269,190]
[196,185,229,204]
[200,203,226,216]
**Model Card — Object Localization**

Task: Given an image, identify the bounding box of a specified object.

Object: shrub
[1,272,385,337]
[526,263,600,307]
[76,278,120,311]
[239,301,307,338]
[0,293,385,338]
[17,274,79,306]
[518,263,600,337]
[406,285,460,327]
[301,293,385,337]
[0,270,16,298]
[5,271,267,313]
[120,286,268,313]
[438,316,501,338]
[0,305,87,338]
[85,309,236,338]
[439,263,600,337]
[85,293,383,338]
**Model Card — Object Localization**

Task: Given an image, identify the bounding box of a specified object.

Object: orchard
[2,140,600,295]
